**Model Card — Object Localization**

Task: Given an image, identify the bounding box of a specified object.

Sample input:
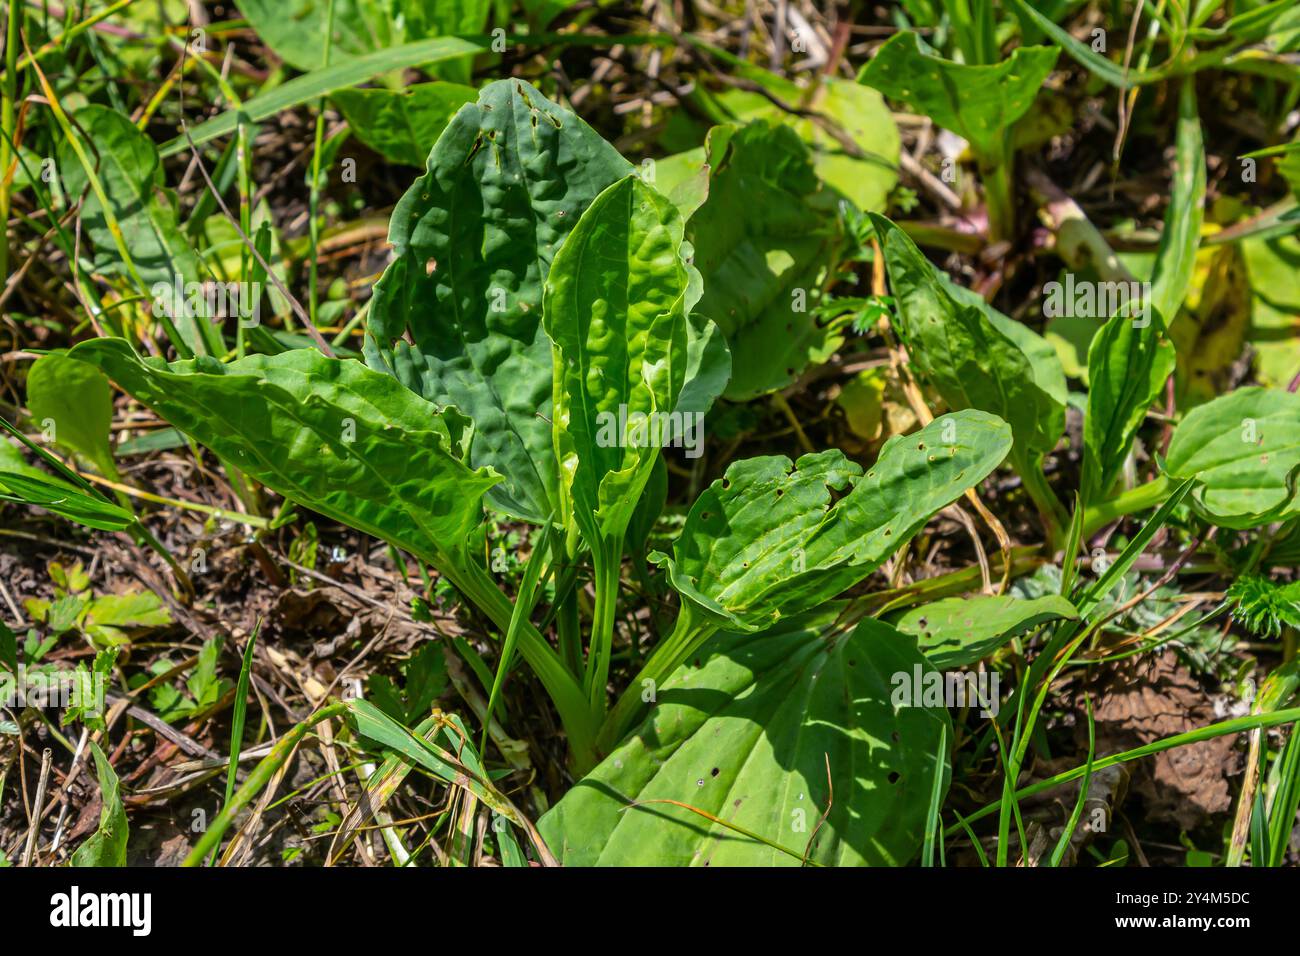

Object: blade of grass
[306,0,337,329]
[348,702,556,864]
[1230,661,1299,865]
[183,701,348,865]
[1249,785,1269,867]
[1149,77,1205,324]
[331,715,440,866]
[25,40,186,354]
[1049,697,1095,866]
[223,623,259,807]
[996,479,1195,862]
[1058,490,1086,597]
[1009,0,1166,88]
[173,35,331,357]
[1266,724,1300,866]
[208,620,259,865]
[921,722,947,867]
[952,705,1300,834]
[0,0,21,283]
[1,415,195,595]
[158,37,483,157]
[1242,141,1300,160]
[165,33,257,360]
[1074,478,1197,617]
[951,809,991,867]
[481,518,553,756]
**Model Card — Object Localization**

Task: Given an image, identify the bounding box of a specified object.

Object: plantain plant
[59,80,1021,864]
[42,73,1300,868]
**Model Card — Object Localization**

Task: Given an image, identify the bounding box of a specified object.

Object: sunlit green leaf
[544,175,692,548]
[857,31,1058,158]
[688,120,845,399]
[333,82,476,166]
[656,410,1012,633]
[26,351,119,481]
[1082,313,1176,507]
[872,215,1065,487]
[893,594,1078,669]
[541,608,951,866]
[70,743,129,867]
[233,0,487,72]
[1166,386,1300,528]
[70,339,498,564]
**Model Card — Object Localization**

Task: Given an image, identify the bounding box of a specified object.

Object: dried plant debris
[1082,652,1241,832]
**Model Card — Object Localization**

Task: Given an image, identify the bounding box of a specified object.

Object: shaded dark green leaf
[365,79,633,522]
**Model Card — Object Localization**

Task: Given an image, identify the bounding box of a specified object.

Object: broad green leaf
[1082,312,1176,507]
[1,436,66,483]
[236,0,397,70]
[540,608,951,866]
[85,592,172,630]
[1166,387,1300,528]
[159,37,483,157]
[1149,79,1206,325]
[650,147,711,221]
[333,82,476,167]
[59,106,217,355]
[950,280,1069,416]
[69,339,499,564]
[893,594,1078,669]
[544,175,691,547]
[872,215,1065,480]
[676,311,732,426]
[1242,233,1300,389]
[365,79,633,523]
[857,32,1058,160]
[714,78,899,213]
[26,351,119,481]
[0,471,135,532]
[688,120,846,399]
[655,410,1012,633]
[672,43,898,212]
[234,0,487,72]
[70,742,128,867]
[69,347,589,753]
[788,80,898,213]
